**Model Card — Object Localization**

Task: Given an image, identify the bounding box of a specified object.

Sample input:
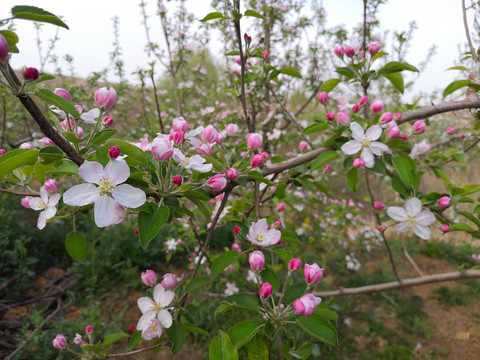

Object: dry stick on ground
[462,0,479,63]
[267,84,315,149]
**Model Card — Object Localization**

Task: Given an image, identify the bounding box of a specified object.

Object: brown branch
[462,0,479,62]
[398,98,480,124]
[0,188,40,197]
[149,70,164,133]
[106,343,168,358]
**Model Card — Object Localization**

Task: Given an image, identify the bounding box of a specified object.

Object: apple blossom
[262,50,269,59]
[260,282,273,298]
[336,111,350,126]
[246,219,281,247]
[225,281,239,295]
[387,197,435,240]
[161,273,178,290]
[173,117,189,132]
[352,104,360,112]
[298,141,308,151]
[53,88,72,102]
[370,99,384,113]
[437,196,450,209]
[208,174,227,191]
[368,42,381,55]
[85,325,93,334]
[393,113,402,120]
[373,201,385,210]
[141,270,157,286]
[341,122,389,168]
[251,154,263,166]
[304,263,324,284]
[23,67,39,81]
[276,202,286,211]
[379,112,393,123]
[387,123,400,139]
[63,159,146,228]
[94,87,116,109]
[73,334,83,344]
[21,196,33,209]
[344,45,355,56]
[247,133,263,150]
[0,34,9,61]
[19,142,34,149]
[441,224,450,232]
[202,125,218,143]
[151,134,174,161]
[52,334,67,349]
[172,149,213,173]
[413,120,426,133]
[289,258,301,271]
[225,123,239,135]
[30,186,60,230]
[40,137,56,147]
[333,45,344,57]
[293,294,321,316]
[44,179,59,193]
[226,168,238,180]
[233,226,241,234]
[0,149,5,155]
[352,158,365,168]
[172,175,182,185]
[137,284,174,332]
[358,96,368,106]
[446,126,456,135]
[249,251,265,271]
[317,91,328,104]
[108,146,120,159]
[141,319,163,340]
[80,108,100,123]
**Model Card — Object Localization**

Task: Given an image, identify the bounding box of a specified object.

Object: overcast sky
[0,0,474,100]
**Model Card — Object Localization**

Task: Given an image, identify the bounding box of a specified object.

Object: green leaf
[209,331,238,360]
[12,6,69,29]
[104,139,148,166]
[289,343,312,359]
[183,324,210,337]
[303,123,328,134]
[103,332,128,347]
[346,167,358,192]
[244,10,266,20]
[34,162,51,183]
[223,294,259,311]
[49,160,78,175]
[138,205,169,248]
[284,283,307,305]
[247,171,274,186]
[228,321,258,348]
[186,196,211,219]
[92,129,117,145]
[372,51,388,62]
[225,50,240,56]
[63,131,83,144]
[443,79,472,97]
[261,267,279,291]
[166,322,186,355]
[296,314,338,346]
[200,12,223,22]
[127,331,142,350]
[35,89,79,117]
[384,72,404,93]
[315,303,338,323]
[335,67,355,79]
[65,231,87,263]
[392,156,413,188]
[211,251,241,278]
[279,67,302,78]
[0,149,39,178]
[0,30,19,53]
[186,277,214,293]
[310,151,338,171]
[449,223,474,232]
[318,78,340,93]
[379,61,419,74]
[247,335,268,360]
[38,146,64,164]
[446,66,469,71]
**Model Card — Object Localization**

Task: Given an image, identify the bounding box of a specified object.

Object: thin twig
[402,237,423,276]
[462,0,479,62]
[188,218,212,266]
[106,343,168,358]
[1,95,6,149]
[0,188,40,197]
[149,69,164,133]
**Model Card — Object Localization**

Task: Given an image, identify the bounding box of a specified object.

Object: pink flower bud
[23,67,39,81]
[173,117,189,132]
[324,164,331,171]
[233,226,241,234]
[373,201,384,210]
[108,146,120,159]
[325,113,334,121]
[44,179,59,193]
[0,34,9,61]
[85,325,93,334]
[53,88,72,102]
[19,142,34,149]
[216,134,224,144]
[380,112,393,123]
[261,151,269,159]
[437,196,450,209]
[441,224,450,232]
[161,273,177,290]
[358,96,368,106]
[197,142,212,157]
[251,154,263,167]
[352,158,365,168]
[446,126,456,135]
[0,149,5,155]
[289,258,301,271]
[274,220,281,227]
[226,168,238,180]
[169,130,184,145]
[247,133,263,150]
[368,42,381,56]
[387,124,400,139]
[225,123,239,135]
[344,46,355,57]
[298,141,308,151]
[94,87,116,109]
[377,226,384,232]
[413,120,426,133]
[393,113,402,120]
[103,116,114,126]
[76,126,84,139]
[40,137,55,147]
[276,202,286,211]
[208,174,227,191]
[472,254,478,260]
[21,196,33,209]
[73,334,83,344]
[235,55,241,65]
[401,135,408,141]
[202,125,218,143]
[352,104,360,113]
[461,134,466,139]
[304,263,324,284]
[260,282,273,298]
[151,135,173,161]
[249,250,265,271]
[336,111,350,126]
[262,50,269,59]
[293,294,321,316]
[171,175,182,185]
[333,45,344,57]
[316,92,328,104]
[370,99,384,113]
[141,270,157,286]
[52,334,67,349]
[135,227,139,235]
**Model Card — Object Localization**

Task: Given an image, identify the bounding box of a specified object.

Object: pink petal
[79,161,105,184]
[137,311,155,331]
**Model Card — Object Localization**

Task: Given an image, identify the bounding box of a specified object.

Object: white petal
[63,183,99,206]
[137,312,155,331]
[365,125,382,141]
[253,219,269,234]
[40,187,49,203]
[341,140,361,155]
[350,122,365,141]
[387,207,408,221]
[185,126,204,138]
[153,284,174,307]
[105,159,130,184]
[37,210,47,230]
[413,224,431,240]
[395,222,411,233]
[79,161,105,184]
[369,141,389,155]
[43,205,57,220]
[405,198,422,216]
[48,193,61,207]
[94,196,118,227]
[361,147,374,168]
[138,297,156,313]
[29,197,45,211]
[416,210,436,226]
[80,108,100,123]
[157,309,173,329]
[264,228,281,245]
[112,184,146,208]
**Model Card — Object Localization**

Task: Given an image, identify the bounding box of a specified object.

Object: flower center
[98,179,116,195]
[361,138,371,147]
[256,233,264,242]
[184,157,190,166]
[406,216,417,225]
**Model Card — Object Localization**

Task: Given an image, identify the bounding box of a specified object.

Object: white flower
[30,186,60,230]
[387,197,436,240]
[63,159,146,227]
[246,270,259,284]
[137,284,174,331]
[80,108,100,124]
[224,282,239,296]
[165,239,178,251]
[246,219,281,247]
[409,140,431,159]
[172,149,212,173]
[341,122,389,168]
